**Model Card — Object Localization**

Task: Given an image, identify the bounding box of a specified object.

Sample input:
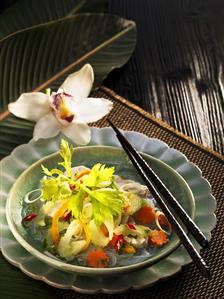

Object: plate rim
[0,127,216,293]
[6,144,195,275]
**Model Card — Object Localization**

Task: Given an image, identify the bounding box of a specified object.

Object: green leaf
[91,197,104,225]
[68,189,85,218]
[0,116,34,158]
[0,14,136,109]
[80,183,123,226]
[91,196,117,227]
[40,139,75,200]
[83,163,115,188]
[0,0,107,40]
[58,139,74,177]
[41,177,72,201]
[41,178,60,201]
[41,164,64,177]
[0,13,136,158]
[90,188,123,215]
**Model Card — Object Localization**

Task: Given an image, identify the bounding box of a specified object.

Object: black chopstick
[108,118,210,277]
[108,118,208,248]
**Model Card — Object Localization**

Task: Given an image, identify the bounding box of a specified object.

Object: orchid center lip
[64,115,74,123]
[52,92,75,124]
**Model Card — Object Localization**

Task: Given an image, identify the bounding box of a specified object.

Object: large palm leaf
[0,0,106,39]
[0,12,136,158]
[0,2,136,297]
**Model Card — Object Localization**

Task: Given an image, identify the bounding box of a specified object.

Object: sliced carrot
[75,169,90,181]
[51,200,68,245]
[87,249,110,268]
[134,205,156,224]
[148,229,168,247]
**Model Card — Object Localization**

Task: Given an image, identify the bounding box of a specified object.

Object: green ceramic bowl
[6,145,195,276]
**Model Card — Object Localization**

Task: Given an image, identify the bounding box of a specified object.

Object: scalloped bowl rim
[6,145,195,276]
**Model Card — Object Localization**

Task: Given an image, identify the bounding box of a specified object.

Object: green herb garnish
[41,139,123,226]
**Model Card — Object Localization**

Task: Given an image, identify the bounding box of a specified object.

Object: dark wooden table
[0,0,223,154]
[105,0,224,155]
[0,2,223,299]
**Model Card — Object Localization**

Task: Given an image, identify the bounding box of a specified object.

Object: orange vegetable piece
[134,205,155,224]
[123,244,136,254]
[100,223,109,237]
[87,249,110,268]
[148,230,168,247]
[51,200,68,245]
[75,169,90,181]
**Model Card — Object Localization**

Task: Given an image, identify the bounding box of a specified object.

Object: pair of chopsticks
[107,118,210,278]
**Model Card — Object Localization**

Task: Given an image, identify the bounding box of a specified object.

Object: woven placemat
[56,87,224,299]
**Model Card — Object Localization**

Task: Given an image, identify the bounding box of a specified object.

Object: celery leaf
[58,139,74,177]
[83,163,115,188]
[68,190,85,219]
[41,177,72,201]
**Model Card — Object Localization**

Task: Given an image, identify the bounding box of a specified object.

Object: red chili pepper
[109,234,124,252]
[23,213,37,222]
[69,184,76,190]
[127,223,136,230]
[61,210,71,221]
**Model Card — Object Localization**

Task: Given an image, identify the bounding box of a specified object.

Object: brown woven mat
[56,87,224,299]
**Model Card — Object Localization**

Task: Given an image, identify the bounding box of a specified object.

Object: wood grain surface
[0,0,223,155]
[105,0,224,154]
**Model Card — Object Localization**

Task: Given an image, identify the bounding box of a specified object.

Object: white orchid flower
[8,64,113,145]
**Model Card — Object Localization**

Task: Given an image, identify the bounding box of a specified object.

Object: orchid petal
[8,92,50,122]
[33,112,61,141]
[59,64,94,99]
[62,122,91,145]
[72,98,113,123]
